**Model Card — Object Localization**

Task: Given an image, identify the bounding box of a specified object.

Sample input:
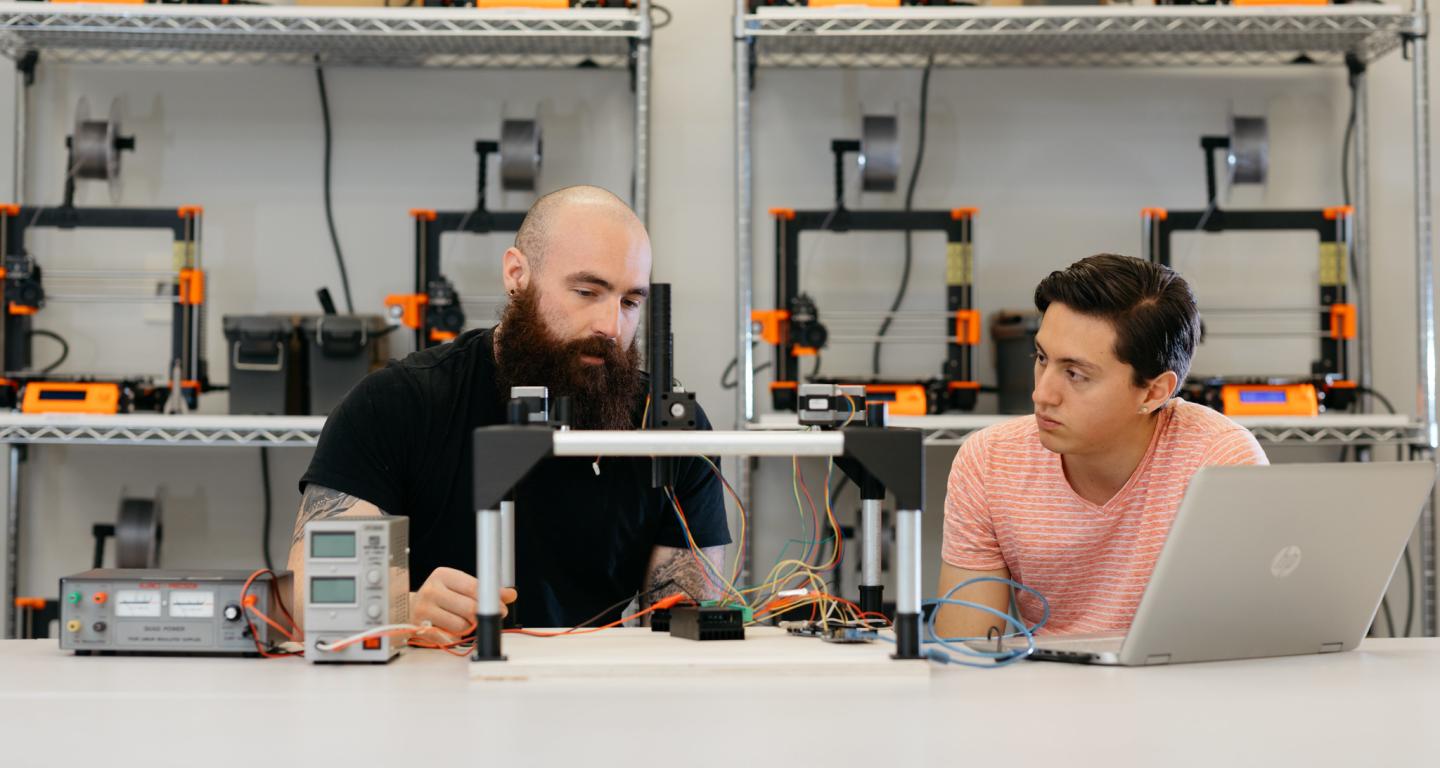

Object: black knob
[91,621,106,633]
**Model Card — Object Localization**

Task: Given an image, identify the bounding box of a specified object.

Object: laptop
[1005,462,1435,666]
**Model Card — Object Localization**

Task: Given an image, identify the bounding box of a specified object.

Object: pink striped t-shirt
[942,399,1268,635]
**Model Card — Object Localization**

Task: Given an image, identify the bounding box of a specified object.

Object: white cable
[313,621,460,652]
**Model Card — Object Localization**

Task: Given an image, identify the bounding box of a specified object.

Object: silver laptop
[1013,462,1435,666]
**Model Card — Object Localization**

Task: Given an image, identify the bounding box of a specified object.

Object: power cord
[29,329,68,374]
[315,58,355,315]
[872,56,934,376]
[572,578,675,630]
[720,342,772,390]
[1341,63,1365,311]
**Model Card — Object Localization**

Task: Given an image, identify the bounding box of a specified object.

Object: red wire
[504,594,687,637]
[240,569,300,659]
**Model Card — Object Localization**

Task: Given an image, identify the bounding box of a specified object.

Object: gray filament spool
[115,498,162,569]
[1228,115,1268,186]
[71,97,124,182]
[859,114,900,193]
[499,119,542,192]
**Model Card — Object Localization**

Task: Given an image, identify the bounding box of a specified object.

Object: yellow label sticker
[947,242,973,286]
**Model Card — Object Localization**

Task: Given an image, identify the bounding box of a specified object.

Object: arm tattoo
[290,485,374,545]
[641,546,725,609]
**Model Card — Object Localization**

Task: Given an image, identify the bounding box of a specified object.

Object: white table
[0,636,1435,766]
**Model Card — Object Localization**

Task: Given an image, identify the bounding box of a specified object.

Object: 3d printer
[1143,116,1357,417]
[385,120,541,350]
[0,99,210,414]
[752,115,980,417]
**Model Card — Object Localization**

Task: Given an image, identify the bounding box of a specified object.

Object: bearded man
[288,186,729,632]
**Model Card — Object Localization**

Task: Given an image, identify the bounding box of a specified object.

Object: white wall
[0,0,1434,636]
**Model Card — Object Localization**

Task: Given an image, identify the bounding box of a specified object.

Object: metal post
[1356,67,1373,413]
[499,499,515,590]
[893,507,922,659]
[633,0,651,224]
[859,498,883,614]
[734,0,754,427]
[1411,0,1438,636]
[859,400,887,615]
[11,64,26,204]
[5,446,20,638]
[733,1,757,591]
[473,508,505,661]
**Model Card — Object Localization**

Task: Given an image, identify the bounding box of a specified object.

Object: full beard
[493,285,643,430]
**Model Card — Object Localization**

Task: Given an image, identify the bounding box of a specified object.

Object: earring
[507,289,516,297]
[1138,406,1148,414]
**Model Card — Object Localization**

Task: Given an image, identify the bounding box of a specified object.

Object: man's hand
[411,567,517,635]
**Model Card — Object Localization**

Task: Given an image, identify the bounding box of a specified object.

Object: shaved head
[513,185,645,273]
[498,183,652,368]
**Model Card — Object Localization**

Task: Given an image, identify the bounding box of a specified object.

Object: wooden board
[468,627,930,682]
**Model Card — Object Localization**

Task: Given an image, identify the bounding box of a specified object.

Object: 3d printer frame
[756,206,980,415]
[0,204,209,409]
[1142,204,1358,412]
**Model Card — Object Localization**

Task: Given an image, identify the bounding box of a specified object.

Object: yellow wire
[699,456,748,591]
[676,450,863,629]
[666,487,746,605]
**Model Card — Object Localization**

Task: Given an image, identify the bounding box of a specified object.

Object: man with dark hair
[288,185,729,634]
[936,253,1267,638]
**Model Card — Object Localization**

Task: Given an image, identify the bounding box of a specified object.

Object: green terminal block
[700,600,753,624]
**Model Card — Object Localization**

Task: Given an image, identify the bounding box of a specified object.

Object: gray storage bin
[991,310,1041,415]
[299,315,389,416]
[223,315,299,415]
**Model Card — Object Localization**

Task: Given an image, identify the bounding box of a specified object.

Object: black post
[864,401,888,428]
[893,613,921,659]
[552,395,573,430]
[1200,135,1229,209]
[648,283,673,488]
[62,142,77,210]
[830,139,860,211]
[474,140,499,217]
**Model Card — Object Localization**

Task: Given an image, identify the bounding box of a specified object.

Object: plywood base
[468,627,930,681]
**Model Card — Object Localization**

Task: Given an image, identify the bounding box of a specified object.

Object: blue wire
[850,576,1049,668]
[924,576,1050,667]
[850,577,1052,668]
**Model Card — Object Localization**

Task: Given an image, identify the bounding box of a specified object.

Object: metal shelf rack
[745,5,1415,68]
[749,413,1424,448]
[0,3,645,69]
[732,1,1438,632]
[0,413,325,447]
[0,1,654,637]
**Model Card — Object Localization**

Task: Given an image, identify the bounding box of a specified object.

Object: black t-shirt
[299,327,730,628]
